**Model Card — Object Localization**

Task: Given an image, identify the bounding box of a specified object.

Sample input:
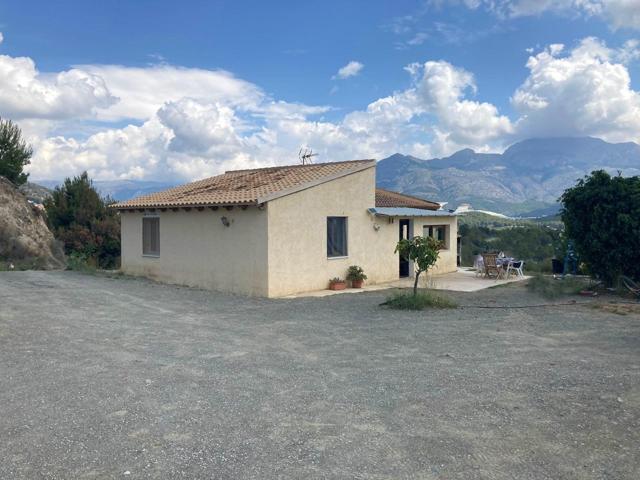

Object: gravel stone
[1,271,639,479]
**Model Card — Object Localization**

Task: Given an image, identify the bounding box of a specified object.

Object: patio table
[496,257,514,278]
[475,256,515,279]
[496,257,514,266]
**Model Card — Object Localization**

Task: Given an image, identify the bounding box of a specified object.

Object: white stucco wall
[118,165,458,297]
[120,207,269,296]
[266,166,399,297]
[410,216,458,275]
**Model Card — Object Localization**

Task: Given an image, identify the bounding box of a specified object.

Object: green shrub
[66,252,96,273]
[383,291,457,310]
[525,260,553,274]
[526,274,589,299]
[395,236,441,296]
[346,265,367,282]
[561,170,640,286]
[45,172,120,269]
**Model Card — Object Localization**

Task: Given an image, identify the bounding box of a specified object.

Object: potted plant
[346,265,367,288]
[328,277,347,290]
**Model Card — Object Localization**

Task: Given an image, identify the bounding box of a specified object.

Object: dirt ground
[1,271,639,479]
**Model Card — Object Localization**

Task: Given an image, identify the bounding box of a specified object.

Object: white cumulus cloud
[0,54,116,120]
[0,35,636,183]
[78,64,264,121]
[407,60,514,153]
[433,0,640,30]
[333,61,364,80]
[512,37,640,142]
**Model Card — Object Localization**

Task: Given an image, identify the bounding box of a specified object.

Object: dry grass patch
[527,275,592,299]
[590,303,640,316]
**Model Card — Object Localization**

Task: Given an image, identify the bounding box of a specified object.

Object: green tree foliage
[0,117,33,185]
[395,235,441,296]
[560,170,640,285]
[44,172,121,269]
[459,223,562,271]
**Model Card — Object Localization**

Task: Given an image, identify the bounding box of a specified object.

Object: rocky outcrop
[0,176,65,269]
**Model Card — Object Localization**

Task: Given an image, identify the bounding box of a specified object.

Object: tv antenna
[299,147,318,165]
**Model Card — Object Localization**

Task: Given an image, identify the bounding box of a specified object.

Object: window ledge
[328,255,349,260]
[142,254,160,258]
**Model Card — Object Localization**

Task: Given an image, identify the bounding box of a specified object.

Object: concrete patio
[283,267,529,298]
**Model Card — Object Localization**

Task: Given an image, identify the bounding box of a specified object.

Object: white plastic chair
[506,260,524,278]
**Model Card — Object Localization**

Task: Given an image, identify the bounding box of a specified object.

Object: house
[112,160,457,297]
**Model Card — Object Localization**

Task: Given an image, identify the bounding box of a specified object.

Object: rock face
[0,176,65,269]
[18,181,53,205]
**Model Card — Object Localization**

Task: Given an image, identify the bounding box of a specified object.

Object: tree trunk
[413,271,421,296]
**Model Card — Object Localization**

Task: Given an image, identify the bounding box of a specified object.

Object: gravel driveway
[1,271,639,479]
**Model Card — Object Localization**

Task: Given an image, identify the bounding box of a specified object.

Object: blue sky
[0,0,639,181]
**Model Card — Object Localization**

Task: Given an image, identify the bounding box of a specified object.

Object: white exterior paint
[119,165,458,297]
[120,207,269,296]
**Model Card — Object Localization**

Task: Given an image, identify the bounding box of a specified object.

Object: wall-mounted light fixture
[220,216,231,227]
[373,223,381,231]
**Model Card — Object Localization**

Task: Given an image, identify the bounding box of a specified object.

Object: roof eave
[111,201,259,211]
[368,207,457,218]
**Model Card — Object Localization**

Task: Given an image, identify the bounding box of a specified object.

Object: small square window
[423,225,448,249]
[142,217,160,256]
[327,217,348,257]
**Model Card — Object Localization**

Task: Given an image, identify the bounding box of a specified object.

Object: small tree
[560,170,640,285]
[395,235,441,296]
[0,117,33,185]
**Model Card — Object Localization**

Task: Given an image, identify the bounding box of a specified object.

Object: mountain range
[32,137,640,217]
[34,179,178,203]
[377,137,640,216]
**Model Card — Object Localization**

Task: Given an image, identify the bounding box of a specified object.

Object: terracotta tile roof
[375,188,440,211]
[112,159,376,209]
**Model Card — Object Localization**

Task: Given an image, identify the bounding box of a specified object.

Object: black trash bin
[552,258,564,275]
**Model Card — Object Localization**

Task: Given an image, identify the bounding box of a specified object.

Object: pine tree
[0,117,33,186]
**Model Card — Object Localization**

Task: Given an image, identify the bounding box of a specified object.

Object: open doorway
[399,219,411,277]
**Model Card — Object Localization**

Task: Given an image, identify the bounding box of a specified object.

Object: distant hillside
[19,182,53,204]
[377,137,640,216]
[36,179,178,202]
[457,211,562,229]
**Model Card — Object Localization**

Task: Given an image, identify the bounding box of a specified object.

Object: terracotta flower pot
[351,279,364,288]
[579,290,597,297]
[329,282,346,291]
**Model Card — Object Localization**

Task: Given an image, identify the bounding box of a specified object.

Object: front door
[399,219,410,277]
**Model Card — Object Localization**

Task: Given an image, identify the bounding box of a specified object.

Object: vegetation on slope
[45,172,121,270]
[0,117,32,186]
[459,213,563,272]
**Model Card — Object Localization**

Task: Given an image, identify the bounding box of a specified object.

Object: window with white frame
[423,225,449,249]
[142,216,160,256]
